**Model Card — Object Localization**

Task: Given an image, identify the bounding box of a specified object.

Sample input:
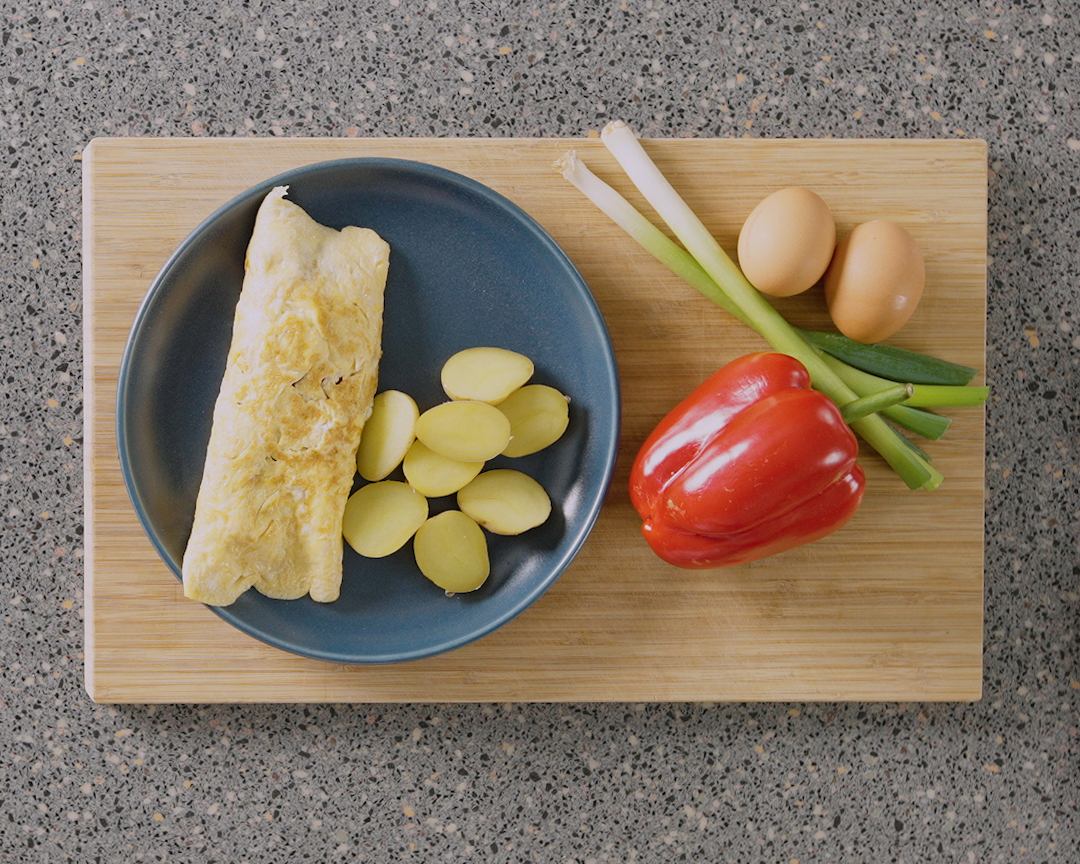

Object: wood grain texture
[83,137,987,703]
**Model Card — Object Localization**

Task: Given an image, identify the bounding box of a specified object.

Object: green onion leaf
[800,329,978,386]
[818,353,990,409]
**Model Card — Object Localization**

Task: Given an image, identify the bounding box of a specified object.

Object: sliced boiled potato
[441,347,534,404]
[342,481,427,558]
[414,510,489,593]
[356,390,419,481]
[402,440,483,497]
[457,469,551,536]
[497,384,570,457]
[415,400,511,462]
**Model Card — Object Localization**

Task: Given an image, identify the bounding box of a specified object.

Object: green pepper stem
[841,383,914,423]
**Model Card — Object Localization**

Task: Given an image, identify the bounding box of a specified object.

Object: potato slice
[415,401,511,462]
[342,481,427,558]
[441,347,534,404]
[414,510,489,593]
[402,440,483,497]
[497,385,570,457]
[457,469,551,535]
[356,390,419,481]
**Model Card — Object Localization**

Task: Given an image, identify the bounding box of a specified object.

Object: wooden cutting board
[83,137,986,703]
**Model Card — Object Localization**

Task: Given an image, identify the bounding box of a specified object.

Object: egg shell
[824,220,926,344]
[737,187,837,297]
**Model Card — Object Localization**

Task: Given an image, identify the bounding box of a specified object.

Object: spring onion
[595,121,940,490]
[558,152,955,442]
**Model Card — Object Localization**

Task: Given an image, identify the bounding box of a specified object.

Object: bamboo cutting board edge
[83,137,986,704]
[83,146,99,702]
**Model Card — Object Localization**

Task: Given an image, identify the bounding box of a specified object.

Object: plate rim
[115,156,621,665]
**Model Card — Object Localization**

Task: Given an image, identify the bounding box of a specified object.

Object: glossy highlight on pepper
[630,353,866,568]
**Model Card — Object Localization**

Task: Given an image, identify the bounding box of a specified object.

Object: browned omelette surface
[182,187,390,605]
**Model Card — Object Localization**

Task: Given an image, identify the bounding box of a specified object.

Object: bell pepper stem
[841,383,914,423]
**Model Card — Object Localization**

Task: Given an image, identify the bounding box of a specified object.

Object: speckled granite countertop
[1,1,1077,861]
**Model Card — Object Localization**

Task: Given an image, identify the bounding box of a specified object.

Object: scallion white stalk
[557,151,750,327]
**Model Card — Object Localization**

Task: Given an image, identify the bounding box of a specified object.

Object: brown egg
[737,187,836,297]
[824,220,925,344]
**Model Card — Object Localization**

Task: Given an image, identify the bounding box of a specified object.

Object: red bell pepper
[630,352,865,568]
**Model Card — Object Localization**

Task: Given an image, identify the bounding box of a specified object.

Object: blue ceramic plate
[117,158,619,664]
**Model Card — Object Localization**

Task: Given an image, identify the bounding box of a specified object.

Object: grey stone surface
[1,0,1077,861]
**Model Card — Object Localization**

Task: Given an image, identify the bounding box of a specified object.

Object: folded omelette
[182,186,390,606]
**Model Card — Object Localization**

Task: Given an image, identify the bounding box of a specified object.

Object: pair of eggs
[737,187,925,344]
